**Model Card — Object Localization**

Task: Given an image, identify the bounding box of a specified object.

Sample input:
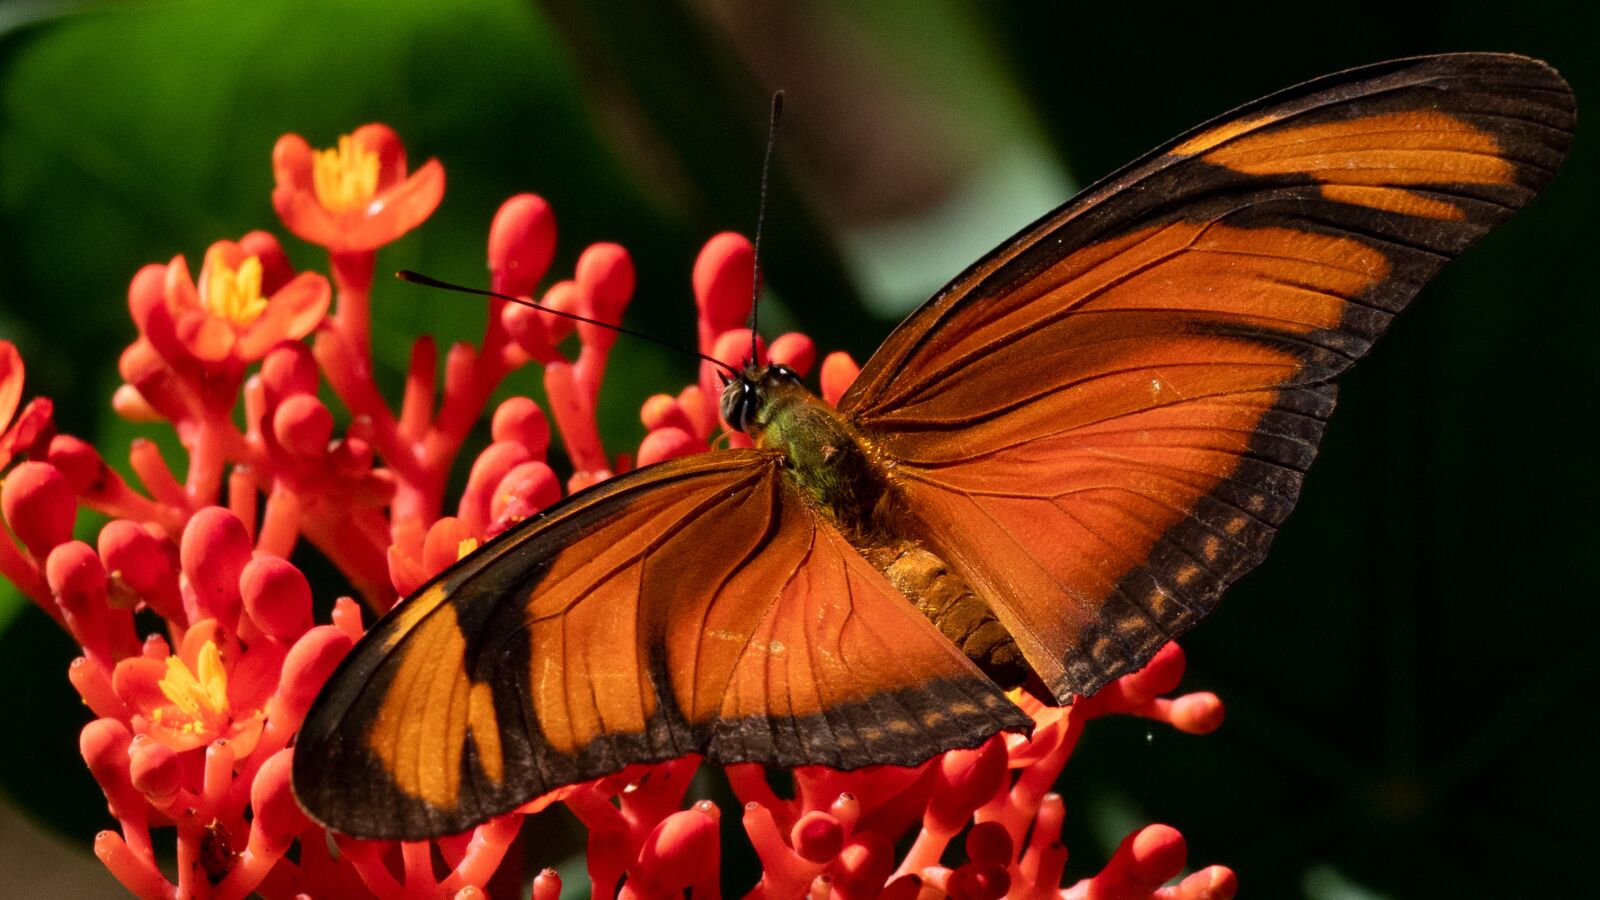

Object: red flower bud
[693,233,755,337]
[489,194,557,297]
[575,243,634,348]
[676,385,717,439]
[630,808,719,896]
[637,427,705,468]
[820,352,861,407]
[791,811,844,863]
[46,541,107,610]
[1126,641,1185,702]
[460,441,532,534]
[99,519,184,624]
[491,396,550,458]
[46,435,117,500]
[80,718,135,804]
[501,301,555,360]
[834,833,895,896]
[180,507,252,626]
[948,862,1009,900]
[1167,692,1225,735]
[2,461,76,557]
[69,656,126,720]
[490,461,561,528]
[1088,824,1187,900]
[260,342,319,402]
[273,393,335,457]
[111,384,161,422]
[274,626,353,727]
[1171,865,1239,900]
[964,821,1013,866]
[769,332,817,376]
[712,329,765,371]
[926,737,1009,835]
[532,867,562,900]
[640,395,694,434]
[251,749,309,846]
[241,556,313,638]
[48,541,113,660]
[128,735,181,801]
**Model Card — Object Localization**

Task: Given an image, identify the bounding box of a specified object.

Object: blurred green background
[0,0,1594,896]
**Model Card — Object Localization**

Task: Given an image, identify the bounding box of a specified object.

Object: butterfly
[293,53,1575,840]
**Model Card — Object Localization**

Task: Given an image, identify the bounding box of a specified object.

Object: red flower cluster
[0,124,1237,898]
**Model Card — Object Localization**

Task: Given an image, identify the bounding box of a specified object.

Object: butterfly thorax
[726,366,1029,688]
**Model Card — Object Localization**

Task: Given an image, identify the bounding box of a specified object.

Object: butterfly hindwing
[841,53,1575,701]
[292,450,1025,840]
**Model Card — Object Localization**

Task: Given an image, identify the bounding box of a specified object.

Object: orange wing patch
[1194,110,1515,220]
[366,599,504,809]
[1169,113,1284,157]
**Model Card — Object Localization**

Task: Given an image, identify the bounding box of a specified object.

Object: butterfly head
[720,362,803,434]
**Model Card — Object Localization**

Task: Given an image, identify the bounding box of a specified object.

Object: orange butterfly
[294,53,1575,839]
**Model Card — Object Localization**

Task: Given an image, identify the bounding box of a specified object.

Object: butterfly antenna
[396,270,739,377]
[748,90,784,368]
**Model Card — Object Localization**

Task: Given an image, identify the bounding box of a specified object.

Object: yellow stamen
[313,134,380,212]
[155,640,229,734]
[201,250,268,326]
[457,537,480,559]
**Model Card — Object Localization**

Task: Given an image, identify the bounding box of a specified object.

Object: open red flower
[129,233,330,367]
[0,340,53,471]
[272,123,445,252]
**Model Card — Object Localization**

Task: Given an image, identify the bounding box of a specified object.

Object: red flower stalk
[0,123,1238,898]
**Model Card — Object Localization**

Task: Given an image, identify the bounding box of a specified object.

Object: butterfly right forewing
[841,53,1576,700]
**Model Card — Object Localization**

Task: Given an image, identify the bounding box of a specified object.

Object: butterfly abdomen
[869,542,1030,689]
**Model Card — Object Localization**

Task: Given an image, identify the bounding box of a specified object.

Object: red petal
[238,231,294,293]
[342,157,445,250]
[271,133,314,194]
[421,516,476,578]
[176,309,236,363]
[163,254,199,313]
[272,189,346,249]
[112,656,170,716]
[0,340,21,433]
[351,122,407,189]
[235,271,331,359]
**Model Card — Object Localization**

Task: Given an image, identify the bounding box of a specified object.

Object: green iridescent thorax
[729,368,889,540]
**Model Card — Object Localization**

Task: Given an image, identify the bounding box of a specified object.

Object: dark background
[0,1,1594,896]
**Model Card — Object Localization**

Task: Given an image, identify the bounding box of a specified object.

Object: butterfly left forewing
[294,449,1025,840]
[841,53,1575,701]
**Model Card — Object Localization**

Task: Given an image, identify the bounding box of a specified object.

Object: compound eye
[771,364,801,384]
[720,380,760,433]
[738,382,761,430]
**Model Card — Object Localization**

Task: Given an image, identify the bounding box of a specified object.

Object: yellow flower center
[457,537,480,559]
[201,251,268,327]
[313,134,380,212]
[154,640,229,735]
